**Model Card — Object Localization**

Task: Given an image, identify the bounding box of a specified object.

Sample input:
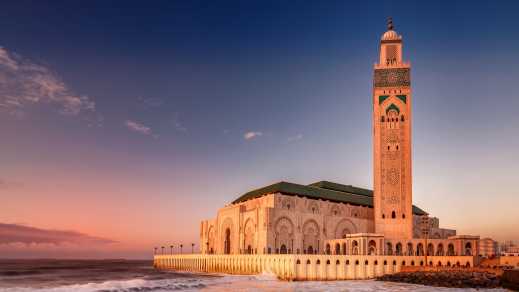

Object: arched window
[296,259,301,264]
[306,259,311,265]
[369,240,377,255]
[386,242,393,255]
[335,243,340,255]
[402,214,406,219]
[391,211,396,219]
[395,243,403,256]
[352,241,359,255]
[401,115,405,122]
[316,260,321,265]
[381,116,385,122]
[326,260,331,265]
[326,244,331,255]
[336,260,340,265]
[382,214,385,219]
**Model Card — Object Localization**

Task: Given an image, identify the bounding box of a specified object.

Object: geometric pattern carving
[374,68,410,87]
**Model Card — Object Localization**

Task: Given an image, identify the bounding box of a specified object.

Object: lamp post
[161,246,165,255]
[180,244,183,254]
[154,247,157,255]
[170,245,174,255]
[421,216,430,268]
[191,243,195,254]
[206,242,209,254]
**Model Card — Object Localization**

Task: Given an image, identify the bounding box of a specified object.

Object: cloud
[0,178,23,190]
[244,131,263,140]
[0,47,95,116]
[0,223,116,245]
[287,134,303,143]
[137,96,163,108]
[174,120,187,132]
[125,120,153,136]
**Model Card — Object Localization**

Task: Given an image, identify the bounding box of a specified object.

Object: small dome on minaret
[381,17,401,41]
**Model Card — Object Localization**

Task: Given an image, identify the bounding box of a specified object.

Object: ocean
[0,260,507,292]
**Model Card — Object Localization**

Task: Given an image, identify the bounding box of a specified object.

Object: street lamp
[421,216,430,268]
[154,247,157,255]
[161,246,165,255]
[180,244,183,254]
[170,245,174,255]
[191,243,195,254]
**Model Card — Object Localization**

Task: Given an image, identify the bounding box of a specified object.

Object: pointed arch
[386,103,400,114]
[334,218,357,239]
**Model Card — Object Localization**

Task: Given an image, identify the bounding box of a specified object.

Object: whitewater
[0,260,507,292]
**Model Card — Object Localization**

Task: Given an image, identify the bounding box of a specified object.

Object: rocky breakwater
[377,271,501,289]
[502,269,519,291]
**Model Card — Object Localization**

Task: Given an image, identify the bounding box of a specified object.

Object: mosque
[199,19,479,260]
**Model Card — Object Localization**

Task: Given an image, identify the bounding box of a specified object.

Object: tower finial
[387,17,394,30]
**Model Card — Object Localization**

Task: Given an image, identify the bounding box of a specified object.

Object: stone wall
[154,254,475,281]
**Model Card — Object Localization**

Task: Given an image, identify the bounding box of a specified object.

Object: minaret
[373,18,413,239]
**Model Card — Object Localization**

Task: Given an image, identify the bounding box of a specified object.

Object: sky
[1,0,518,259]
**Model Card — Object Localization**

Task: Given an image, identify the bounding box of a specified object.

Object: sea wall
[153,254,474,281]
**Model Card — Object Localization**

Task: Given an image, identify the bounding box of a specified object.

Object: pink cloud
[0,223,116,245]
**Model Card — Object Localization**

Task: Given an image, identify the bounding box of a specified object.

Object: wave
[0,274,509,292]
[0,277,209,292]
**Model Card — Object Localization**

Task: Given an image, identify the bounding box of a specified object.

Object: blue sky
[1,0,518,258]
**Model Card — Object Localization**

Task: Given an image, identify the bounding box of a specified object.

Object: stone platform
[154,254,475,281]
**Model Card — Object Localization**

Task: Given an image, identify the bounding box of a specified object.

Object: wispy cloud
[0,178,23,190]
[137,96,163,108]
[244,131,263,140]
[0,223,116,245]
[0,47,95,116]
[125,120,153,136]
[287,134,303,143]
[174,120,187,132]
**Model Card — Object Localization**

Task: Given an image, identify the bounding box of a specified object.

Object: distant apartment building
[479,238,497,258]
[500,241,519,256]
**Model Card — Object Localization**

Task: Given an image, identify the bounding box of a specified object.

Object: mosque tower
[373,18,413,239]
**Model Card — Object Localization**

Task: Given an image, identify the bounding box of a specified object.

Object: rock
[377,270,503,289]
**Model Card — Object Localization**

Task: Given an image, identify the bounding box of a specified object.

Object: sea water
[0,260,507,292]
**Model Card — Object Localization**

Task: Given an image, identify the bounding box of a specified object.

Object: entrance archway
[224,228,231,254]
[280,244,288,254]
[465,242,472,256]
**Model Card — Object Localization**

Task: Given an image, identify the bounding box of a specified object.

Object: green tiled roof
[231,181,427,215]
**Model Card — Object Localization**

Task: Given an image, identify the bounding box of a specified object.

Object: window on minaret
[401,115,405,122]
[392,211,396,219]
[381,116,385,122]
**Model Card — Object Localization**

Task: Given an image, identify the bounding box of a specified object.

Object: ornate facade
[199,19,479,259]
